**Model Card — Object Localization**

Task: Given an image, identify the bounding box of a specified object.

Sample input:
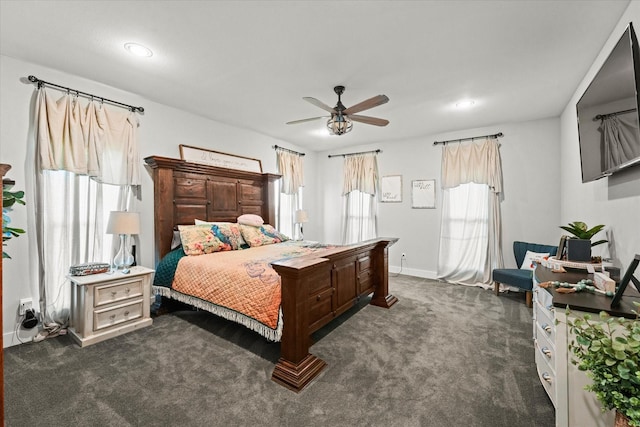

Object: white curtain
[601,114,640,171]
[32,88,139,337]
[341,153,379,244]
[276,148,304,238]
[437,138,503,287]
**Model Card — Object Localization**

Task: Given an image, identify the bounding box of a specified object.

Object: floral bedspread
[168,241,334,340]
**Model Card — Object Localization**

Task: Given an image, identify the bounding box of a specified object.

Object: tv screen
[576,22,640,183]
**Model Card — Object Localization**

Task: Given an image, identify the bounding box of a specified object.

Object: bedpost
[271,257,331,392]
[263,173,280,226]
[370,239,398,308]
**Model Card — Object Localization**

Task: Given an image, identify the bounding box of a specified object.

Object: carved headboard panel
[144,156,280,263]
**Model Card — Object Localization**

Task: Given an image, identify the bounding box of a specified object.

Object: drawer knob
[541,323,552,333]
[111,291,117,297]
[542,372,552,383]
[316,295,321,301]
[541,347,552,358]
[124,311,130,316]
[125,288,130,293]
[109,314,116,320]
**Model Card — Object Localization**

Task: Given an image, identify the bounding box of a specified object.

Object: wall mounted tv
[577,22,640,183]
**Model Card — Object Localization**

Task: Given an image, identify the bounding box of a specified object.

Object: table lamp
[106,211,140,274]
[295,209,308,241]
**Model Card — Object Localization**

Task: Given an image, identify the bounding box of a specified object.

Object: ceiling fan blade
[286,116,328,125]
[348,114,389,126]
[343,94,389,115]
[303,97,336,114]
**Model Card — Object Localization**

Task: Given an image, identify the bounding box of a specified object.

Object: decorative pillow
[237,214,264,227]
[178,225,225,256]
[239,224,289,247]
[520,250,551,271]
[170,228,182,250]
[194,220,245,250]
[262,224,290,242]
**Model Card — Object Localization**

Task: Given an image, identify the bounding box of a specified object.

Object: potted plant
[3,183,25,259]
[567,306,640,427]
[560,221,608,261]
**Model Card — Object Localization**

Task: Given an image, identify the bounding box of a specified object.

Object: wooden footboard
[271,237,398,392]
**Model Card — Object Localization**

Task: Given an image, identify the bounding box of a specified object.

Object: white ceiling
[0,1,631,151]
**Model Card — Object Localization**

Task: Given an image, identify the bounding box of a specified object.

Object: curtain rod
[594,108,636,121]
[27,75,145,113]
[433,132,503,146]
[328,149,382,158]
[272,145,305,156]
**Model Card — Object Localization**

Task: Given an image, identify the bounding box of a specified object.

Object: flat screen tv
[577,22,640,183]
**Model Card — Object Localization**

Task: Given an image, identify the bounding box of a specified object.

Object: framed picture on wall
[380,175,402,202]
[179,144,263,173]
[411,179,436,209]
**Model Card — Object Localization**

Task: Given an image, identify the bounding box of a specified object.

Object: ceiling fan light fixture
[327,114,353,135]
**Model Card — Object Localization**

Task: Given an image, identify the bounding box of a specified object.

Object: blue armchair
[493,241,558,307]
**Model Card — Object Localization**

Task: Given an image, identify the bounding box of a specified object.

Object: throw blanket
[154,241,334,341]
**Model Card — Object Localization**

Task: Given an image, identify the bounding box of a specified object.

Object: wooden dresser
[533,265,639,427]
[0,163,11,425]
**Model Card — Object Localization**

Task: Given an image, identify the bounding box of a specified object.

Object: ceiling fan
[286,86,389,135]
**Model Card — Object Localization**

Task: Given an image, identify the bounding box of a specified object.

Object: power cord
[391,256,404,277]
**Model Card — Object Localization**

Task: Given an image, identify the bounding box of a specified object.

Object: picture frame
[411,179,436,209]
[179,144,263,173]
[380,175,402,203]
[610,254,640,308]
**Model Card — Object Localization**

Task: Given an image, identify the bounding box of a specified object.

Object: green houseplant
[567,305,640,427]
[560,221,608,247]
[2,184,25,259]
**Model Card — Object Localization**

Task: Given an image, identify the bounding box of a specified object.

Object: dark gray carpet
[4,276,555,427]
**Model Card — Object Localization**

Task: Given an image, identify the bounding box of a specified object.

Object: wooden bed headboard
[144,156,281,264]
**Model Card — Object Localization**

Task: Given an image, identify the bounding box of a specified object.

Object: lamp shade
[295,209,308,224]
[327,114,352,135]
[106,211,141,235]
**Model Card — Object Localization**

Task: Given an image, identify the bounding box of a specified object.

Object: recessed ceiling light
[455,99,475,109]
[124,42,153,58]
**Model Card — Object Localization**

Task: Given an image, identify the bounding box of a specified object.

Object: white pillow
[520,250,550,270]
[237,214,264,227]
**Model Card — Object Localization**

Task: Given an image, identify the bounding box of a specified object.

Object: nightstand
[68,266,154,347]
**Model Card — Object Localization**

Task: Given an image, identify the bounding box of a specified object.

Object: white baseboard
[389,265,437,280]
[3,329,36,348]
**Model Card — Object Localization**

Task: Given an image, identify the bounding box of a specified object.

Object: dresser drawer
[535,335,556,374]
[94,278,144,307]
[535,345,556,407]
[536,287,554,312]
[94,299,143,331]
[534,300,556,343]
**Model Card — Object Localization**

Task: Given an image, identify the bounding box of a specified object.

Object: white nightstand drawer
[94,278,143,307]
[94,299,143,331]
[535,345,556,407]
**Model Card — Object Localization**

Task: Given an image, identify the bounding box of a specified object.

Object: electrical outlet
[401,253,406,259]
[19,298,32,316]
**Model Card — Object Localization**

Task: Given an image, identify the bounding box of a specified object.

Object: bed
[144,155,398,392]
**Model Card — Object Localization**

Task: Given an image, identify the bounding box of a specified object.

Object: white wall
[559,1,640,270]
[0,55,316,347]
[317,118,562,278]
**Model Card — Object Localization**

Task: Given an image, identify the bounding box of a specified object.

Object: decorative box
[69,262,110,276]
